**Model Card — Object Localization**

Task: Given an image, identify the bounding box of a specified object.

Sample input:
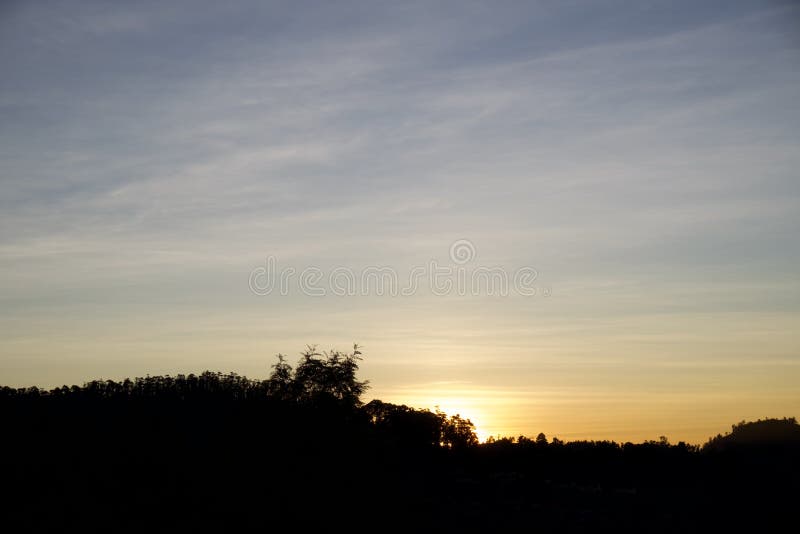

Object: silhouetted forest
[2,346,797,532]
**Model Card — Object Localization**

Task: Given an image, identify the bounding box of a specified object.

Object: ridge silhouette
[1,346,797,532]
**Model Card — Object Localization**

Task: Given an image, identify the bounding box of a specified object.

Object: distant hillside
[704,417,800,451]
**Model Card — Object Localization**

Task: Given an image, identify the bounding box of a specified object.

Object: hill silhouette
[704,417,800,450]
[1,346,797,532]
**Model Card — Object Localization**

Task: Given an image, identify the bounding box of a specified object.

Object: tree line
[1,346,798,531]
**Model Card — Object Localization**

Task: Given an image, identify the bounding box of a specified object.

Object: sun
[433,399,490,443]
[382,384,497,443]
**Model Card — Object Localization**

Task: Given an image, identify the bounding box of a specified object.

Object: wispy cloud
[1,0,798,440]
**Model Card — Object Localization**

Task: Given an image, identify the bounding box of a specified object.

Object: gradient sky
[1,0,799,443]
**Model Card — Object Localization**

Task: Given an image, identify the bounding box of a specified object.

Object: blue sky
[1,0,799,441]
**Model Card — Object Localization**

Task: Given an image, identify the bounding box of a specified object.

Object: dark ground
[2,368,798,532]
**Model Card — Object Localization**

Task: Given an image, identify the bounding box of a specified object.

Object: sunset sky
[1,0,799,443]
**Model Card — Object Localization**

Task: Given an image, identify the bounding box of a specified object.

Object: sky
[1,0,799,443]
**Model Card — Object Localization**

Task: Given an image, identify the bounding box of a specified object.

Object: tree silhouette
[268,344,369,407]
[0,347,797,531]
[441,412,479,449]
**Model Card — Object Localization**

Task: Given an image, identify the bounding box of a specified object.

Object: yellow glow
[433,400,490,443]
[370,376,800,445]
[377,383,495,442]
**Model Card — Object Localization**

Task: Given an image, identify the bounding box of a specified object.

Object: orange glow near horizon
[431,400,491,443]
[371,380,800,445]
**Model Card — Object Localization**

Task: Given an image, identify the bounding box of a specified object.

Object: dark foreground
[2,355,798,532]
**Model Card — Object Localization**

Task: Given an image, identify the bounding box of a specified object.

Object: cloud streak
[1,0,798,441]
